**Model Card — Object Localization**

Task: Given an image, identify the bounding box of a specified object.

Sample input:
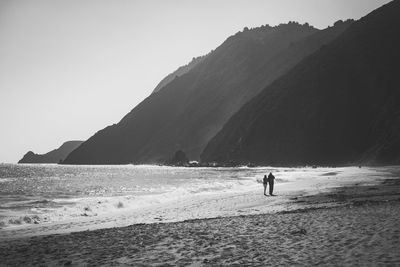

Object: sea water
[0,164,265,228]
[0,163,395,238]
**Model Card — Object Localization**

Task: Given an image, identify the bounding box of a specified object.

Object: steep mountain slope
[152,56,207,94]
[201,1,400,166]
[18,141,84,164]
[64,21,351,165]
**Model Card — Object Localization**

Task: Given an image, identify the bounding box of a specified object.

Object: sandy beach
[1,168,400,266]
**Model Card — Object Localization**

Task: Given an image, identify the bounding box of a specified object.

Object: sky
[0,0,392,163]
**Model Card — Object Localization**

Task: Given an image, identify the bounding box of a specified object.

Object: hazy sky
[0,0,392,163]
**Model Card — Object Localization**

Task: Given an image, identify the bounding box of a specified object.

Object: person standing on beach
[263,175,268,196]
[268,172,275,196]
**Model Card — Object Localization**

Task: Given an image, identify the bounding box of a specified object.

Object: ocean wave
[0,214,44,228]
[0,178,16,183]
[0,164,310,230]
[321,172,339,176]
[0,199,57,209]
[0,177,262,228]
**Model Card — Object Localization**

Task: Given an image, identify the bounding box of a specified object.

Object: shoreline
[0,166,388,240]
[1,175,400,265]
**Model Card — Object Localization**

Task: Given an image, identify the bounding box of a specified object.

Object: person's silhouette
[268,172,275,196]
[263,175,268,196]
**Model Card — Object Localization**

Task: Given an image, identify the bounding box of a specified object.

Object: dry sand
[1,174,400,266]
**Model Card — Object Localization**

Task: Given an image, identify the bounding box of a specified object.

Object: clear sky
[0,0,392,163]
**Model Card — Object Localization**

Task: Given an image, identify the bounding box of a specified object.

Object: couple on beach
[263,172,275,196]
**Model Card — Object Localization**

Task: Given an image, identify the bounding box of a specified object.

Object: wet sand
[1,175,400,266]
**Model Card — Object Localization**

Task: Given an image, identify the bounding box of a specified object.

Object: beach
[1,168,400,266]
[0,166,392,239]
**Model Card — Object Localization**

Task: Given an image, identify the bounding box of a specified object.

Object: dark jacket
[268,173,275,182]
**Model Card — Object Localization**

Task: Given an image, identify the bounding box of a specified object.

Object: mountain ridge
[201,0,400,166]
[152,55,207,94]
[63,20,352,165]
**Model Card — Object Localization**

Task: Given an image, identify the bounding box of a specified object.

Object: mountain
[152,56,207,94]
[64,20,352,165]
[18,141,84,164]
[201,1,400,166]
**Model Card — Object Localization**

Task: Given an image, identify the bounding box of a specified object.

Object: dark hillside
[202,1,400,165]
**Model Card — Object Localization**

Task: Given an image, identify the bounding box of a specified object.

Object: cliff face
[18,141,84,164]
[201,1,400,166]
[64,20,351,165]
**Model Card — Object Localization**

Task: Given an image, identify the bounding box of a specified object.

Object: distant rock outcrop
[201,1,400,166]
[168,150,189,166]
[18,141,84,164]
[64,20,352,165]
